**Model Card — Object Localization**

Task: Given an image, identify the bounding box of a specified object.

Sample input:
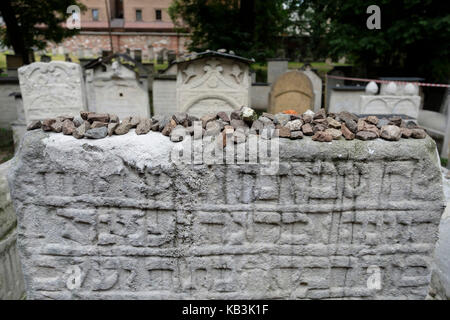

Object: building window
[92,9,99,21]
[155,9,162,21]
[136,9,142,21]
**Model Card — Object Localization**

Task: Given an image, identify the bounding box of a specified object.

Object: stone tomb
[18,61,87,123]
[360,81,421,119]
[269,70,314,114]
[84,54,150,119]
[176,51,253,118]
[9,130,445,299]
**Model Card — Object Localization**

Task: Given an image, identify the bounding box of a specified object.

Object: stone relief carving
[177,57,250,117]
[18,62,87,123]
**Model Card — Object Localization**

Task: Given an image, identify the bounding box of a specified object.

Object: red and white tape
[326,74,450,88]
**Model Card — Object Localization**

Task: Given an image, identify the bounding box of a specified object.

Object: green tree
[0,0,85,64]
[287,0,450,82]
[169,0,288,60]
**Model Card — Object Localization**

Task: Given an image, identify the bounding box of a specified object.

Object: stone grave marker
[18,61,87,123]
[176,51,253,117]
[269,70,314,114]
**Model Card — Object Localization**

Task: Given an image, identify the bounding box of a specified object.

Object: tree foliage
[169,0,288,60]
[286,0,450,82]
[0,0,85,64]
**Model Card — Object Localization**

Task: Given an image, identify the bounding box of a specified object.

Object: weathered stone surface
[73,121,89,139]
[325,128,342,140]
[341,123,355,140]
[62,120,76,135]
[0,161,25,300]
[135,118,152,135]
[290,131,303,139]
[327,117,341,129]
[380,125,402,141]
[301,123,314,136]
[278,126,291,138]
[130,116,141,128]
[312,131,333,142]
[274,113,291,127]
[170,125,186,142]
[230,119,247,129]
[366,115,379,125]
[90,121,109,129]
[216,111,230,123]
[8,131,445,300]
[114,122,133,136]
[162,120,177,136]
[376,118,390,129]
[313,108,326,120]
[204,121,222,137]
[109,114,119,123]
[230,110,241,120]
[50,120,63,133]
[411,128,427,139]
[401,127,412,138]
[285,119,303,131]
[269,70,313,114]
[18,62,86,123]
[262,112,275,121]
[250,119,264,133]
[232,127,247,143]
[42,119,56,131]
[172,112,188,125]
[73,116,84,127]
[27,120,41,130]
[107,122,119,136]
[356,131,378,141]
[87,113,110,123]
[200,114,216,128]
[84,126,108,139]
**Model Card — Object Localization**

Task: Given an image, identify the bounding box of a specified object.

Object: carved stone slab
[269,71,314,114]
[176,57,250,117]
[18,62,87,123]
[9,131,445,299]
[360,95,421,118]
[0,161,25,300]
[85,63,150,119]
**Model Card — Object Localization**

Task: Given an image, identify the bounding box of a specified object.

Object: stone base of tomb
[8,130,445,299]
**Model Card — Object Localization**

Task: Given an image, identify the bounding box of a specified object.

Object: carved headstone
[176,52,252,117]
[85,59,150,119]
[18,61,87,123]
[269,70,314,114]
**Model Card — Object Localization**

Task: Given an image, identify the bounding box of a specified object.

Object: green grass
[441,157,448,167]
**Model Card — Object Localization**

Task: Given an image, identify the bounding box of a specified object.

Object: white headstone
[176,55,250,117]
[18,61,86,122]
[85,62,150,119]
[302,65,322,111]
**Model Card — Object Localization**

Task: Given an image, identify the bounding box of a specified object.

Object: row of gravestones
[18,56,321,135]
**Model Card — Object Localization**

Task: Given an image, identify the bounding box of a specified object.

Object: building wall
[52,0,189,59]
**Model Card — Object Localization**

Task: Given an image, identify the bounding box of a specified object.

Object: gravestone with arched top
[269,70,314,114]
[176,51,253,118]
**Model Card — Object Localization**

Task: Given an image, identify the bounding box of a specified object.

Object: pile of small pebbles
[27,108,428,144]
